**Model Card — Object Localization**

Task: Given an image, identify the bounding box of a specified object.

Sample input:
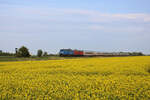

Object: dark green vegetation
[0,50,15,56]
[1,55,149,62]
[16,46,30,57]
[0,56,86,62]
[37,49,43,57]
[0,56,63,62]
[129,52,144,56]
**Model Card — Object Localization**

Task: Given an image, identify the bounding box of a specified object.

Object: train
[59,49,84,56]
[59,49,130,57]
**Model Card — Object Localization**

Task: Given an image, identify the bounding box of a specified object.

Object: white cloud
[1,6,150,36]
[1,4,150,23]
[54,8,150,23]
[88,25,145,33]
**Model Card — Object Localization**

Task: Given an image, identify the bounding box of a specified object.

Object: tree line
[0,46,51,57]
[15,46,50,57]
[0,50,15,56]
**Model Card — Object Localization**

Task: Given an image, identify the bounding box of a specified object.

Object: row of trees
[128,52,143,56]
[37,49,48,57]
[16,46,48,57]
[0,50,15,56]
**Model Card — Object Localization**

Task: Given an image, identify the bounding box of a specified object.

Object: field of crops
[0,56,150,99]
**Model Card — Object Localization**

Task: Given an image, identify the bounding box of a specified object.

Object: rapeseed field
[0,56,150,100]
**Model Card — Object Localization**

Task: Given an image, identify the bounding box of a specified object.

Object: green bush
[16,46,30,57]
[37,49,43,57]
[43,52,48,56]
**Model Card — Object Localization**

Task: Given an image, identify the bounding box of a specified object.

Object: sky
[0,0,150,54]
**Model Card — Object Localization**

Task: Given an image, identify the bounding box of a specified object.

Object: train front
[59,49,74,56]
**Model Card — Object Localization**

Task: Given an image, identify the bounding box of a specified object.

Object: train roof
[60,49,73,51]
[60,49,83,51]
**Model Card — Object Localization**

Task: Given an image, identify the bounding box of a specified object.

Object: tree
[16,46,30,57]
[37,49,43,57]
[129,52,144,56]
[0,50,2,53]
[43,52,48,56]
[138,52,144,56]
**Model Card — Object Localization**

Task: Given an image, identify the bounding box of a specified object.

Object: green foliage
[0,56,64,62]
[43,52,48,56]
[0,50,15,56]
[37,49,43,57]
[16,46,30,57]
[129,52,144,56]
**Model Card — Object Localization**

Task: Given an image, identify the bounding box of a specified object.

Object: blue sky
[0,0,150,54]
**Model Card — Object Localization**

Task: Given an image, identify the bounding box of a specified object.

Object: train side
[59,49,130,57]
[83,51,130,56]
